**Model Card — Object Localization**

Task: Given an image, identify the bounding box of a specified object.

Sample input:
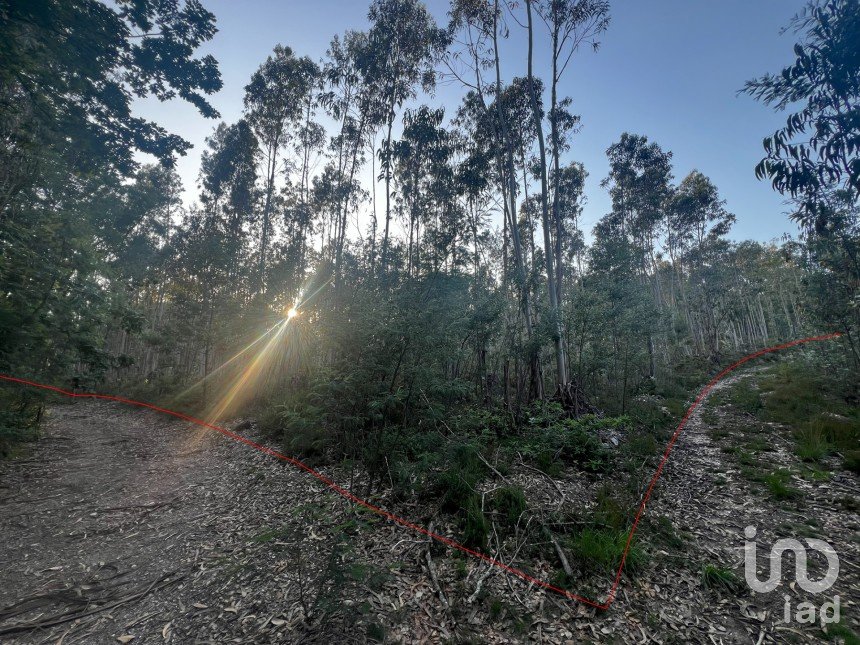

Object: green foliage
[822,622,860,644]
[592,484,630,531]
[461,495,490,550]
[0,390,42,457]
[568,528,643,575]
[701,564,741,593]
[508,411,616,475]
[722,384,763,415]
[488,597,504,619]
[435,441,487,511]
[794,423,835,462]
[744,0,860,226]
[757,359,860,472]
[648,515,687,550]
[764,469,801,500]
[0,0,222,177]
[490,486,528,529]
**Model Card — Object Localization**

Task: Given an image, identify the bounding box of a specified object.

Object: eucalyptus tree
[602,133,673,269]
[244,45,319,289]
[320,31,373,288]
[553,161,587,280]
[359,0,449,273]
[744,0,859,359]
[200,121,260,239]
[536,0,609,306]
[290,87,326,276]
[0,0,222,441]
[665,171,735,357]
[666,170,734,265]
[744,0,859,231]
[448,1,544,400]
[523,0,566,391]
[601,133,673,376]
[0,0,221,203]
[199,119,260,292]
[393,105,452,276]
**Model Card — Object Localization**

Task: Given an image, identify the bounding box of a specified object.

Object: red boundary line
[0,332,841,609]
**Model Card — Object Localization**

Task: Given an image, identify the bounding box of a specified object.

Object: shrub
[491,486,528,529]
[435,440,487,511]
[510,414,615,475]
[725,385,762,415]
[844,450,860,474]
[794,423,833,462]
[462,494,489,550]
[569,528,643,575]
[262,404,331,463]
[592,485,629,531]
[0,390,42,457]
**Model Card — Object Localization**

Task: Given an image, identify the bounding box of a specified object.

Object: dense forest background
[0,0,857,484]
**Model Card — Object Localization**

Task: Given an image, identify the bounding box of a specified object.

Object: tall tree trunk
[526,0,567,390]
[493,1,543,400]
[259,140,279,292]
[380,109,395,273]
[550,20,564,309]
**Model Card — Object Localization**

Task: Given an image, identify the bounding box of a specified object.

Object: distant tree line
[0,0,856,451]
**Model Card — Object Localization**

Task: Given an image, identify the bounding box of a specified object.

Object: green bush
[568,528,643,575]
[844,450,860,474]
[0,391,42,457]
[259,403,332,463]
[435,440,487,511]
[462,495,489,550]
[725,384,762,415]
[592,485,630,531]
[757,359,859,472]
[491,486,528,529]
[508,414,615,475]
[794,423,834,462]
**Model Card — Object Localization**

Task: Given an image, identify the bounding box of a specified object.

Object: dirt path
[638,375,859,643]
[0,375,857,643]
[0,400,378,643]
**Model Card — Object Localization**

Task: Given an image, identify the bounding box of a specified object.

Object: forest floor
[0,370,858,644]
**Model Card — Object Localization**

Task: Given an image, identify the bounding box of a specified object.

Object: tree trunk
[526,0,567,390]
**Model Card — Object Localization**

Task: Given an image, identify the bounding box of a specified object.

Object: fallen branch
[0,571,186,636]
[546,529,574,578]
[423,523,449,610]
[476,452,508,483]
[516,453,566,503]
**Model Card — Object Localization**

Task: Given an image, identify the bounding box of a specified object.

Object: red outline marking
[0,332,842,609]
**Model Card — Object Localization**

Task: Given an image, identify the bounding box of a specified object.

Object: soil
[0,372,857,643]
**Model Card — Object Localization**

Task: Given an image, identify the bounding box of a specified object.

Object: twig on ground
[423,522,449,611]
[476,452,508,482]
[0,571,186,636]
[546,529,574,578]
[516,453,566,504]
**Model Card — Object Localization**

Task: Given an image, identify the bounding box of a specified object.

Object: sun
[286,306,298,320]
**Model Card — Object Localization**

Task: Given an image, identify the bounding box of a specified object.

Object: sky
[134,0,808,244]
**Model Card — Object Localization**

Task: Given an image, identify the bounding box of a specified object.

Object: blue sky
[134,0,808,243]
